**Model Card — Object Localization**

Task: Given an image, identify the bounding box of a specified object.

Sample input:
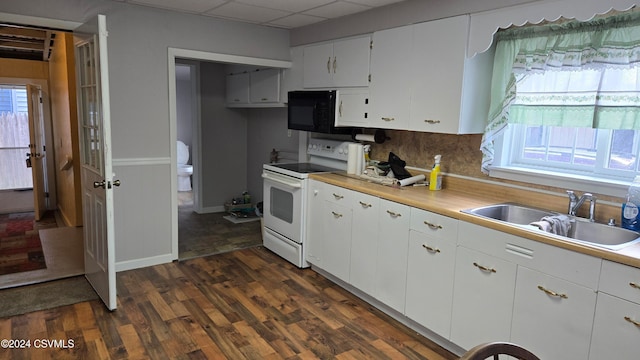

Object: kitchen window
[482,10,640,196]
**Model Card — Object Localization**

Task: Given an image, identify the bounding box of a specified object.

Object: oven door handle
[262,172,302,189]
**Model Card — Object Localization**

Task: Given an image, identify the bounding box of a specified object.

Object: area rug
[0,276,99,318]
[0,212,56,276]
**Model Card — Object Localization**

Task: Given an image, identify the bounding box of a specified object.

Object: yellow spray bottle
[429,155,442,191]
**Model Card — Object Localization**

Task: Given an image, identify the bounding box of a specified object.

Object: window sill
[488,166,629,199]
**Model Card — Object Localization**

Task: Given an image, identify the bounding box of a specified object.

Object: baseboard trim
[197,205,225,214]
[115,253,174,272]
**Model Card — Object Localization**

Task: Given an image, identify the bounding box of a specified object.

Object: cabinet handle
[333,193,344,200]
[422,244,440,254]
[424,119,441,124]
[624,316,640,327]
[261,98,268,101]
[381,117,395,122]
[629,282,640,290]
[327,57,331,73]
[331,211,343,218]
[423,221,443,230]
[339,101,343,117]
[473,262,496,273]
[537,285,568,299]
[333,57,337,73]
[386,210,402,218]
[359,201,372,208]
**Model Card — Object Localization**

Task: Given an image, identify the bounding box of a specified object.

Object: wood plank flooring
[0,247,458,359]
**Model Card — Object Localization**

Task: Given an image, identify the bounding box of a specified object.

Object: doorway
[169,49,291,260]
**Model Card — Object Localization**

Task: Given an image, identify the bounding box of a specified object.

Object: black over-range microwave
[287,90,354,134]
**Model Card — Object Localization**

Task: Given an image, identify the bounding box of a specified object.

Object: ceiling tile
[205,2,292,23]
[304,1,371,18]
[237,0,335,13]
[128,0,226,13]
[267,13,327,28]
[346,0,405,7]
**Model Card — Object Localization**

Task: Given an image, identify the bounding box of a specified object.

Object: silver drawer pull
[333,193,344,200]
[359,201,372,208]
[381,117,395,122]
[424,119,441,124]
[386,210,401,217]
[538,285,568,299]
[624,316,640,327]
[423,221,442,230]
[422,244,440,254]
[473,262,496,273]
[331,211,343,218]
[629,282,640,290]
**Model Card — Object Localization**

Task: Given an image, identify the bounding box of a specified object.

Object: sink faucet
[566,190,596,222]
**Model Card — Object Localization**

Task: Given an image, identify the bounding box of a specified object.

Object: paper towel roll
[398,174,426,187]
[355,144,364,175]
[347,143,358,174]
[354,134,376,142]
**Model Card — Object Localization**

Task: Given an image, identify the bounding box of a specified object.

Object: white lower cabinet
[349,192,380,296]
[589,260,640,360]
[405,208,458,338]
[589,293,640,360]
[305,180,324,265]
[511,266,597,360]
[450,246,517,350]
[375,199,410,312]
[321,184,354,283]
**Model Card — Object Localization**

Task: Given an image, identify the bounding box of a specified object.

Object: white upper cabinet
[335,89,369,127]
[250,68,280,104]
[226,68,282,107]
[303,36,371,88]
[226,72,250,105]
[369,25,413,130]
[409,15,492,134]
[367,15,493,134]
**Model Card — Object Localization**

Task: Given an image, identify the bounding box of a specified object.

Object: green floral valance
[481,10,640,174]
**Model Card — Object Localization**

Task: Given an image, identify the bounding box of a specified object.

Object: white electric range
[262,138,355,268]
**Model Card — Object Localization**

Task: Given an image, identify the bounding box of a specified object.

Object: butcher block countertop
[310,172,640,269]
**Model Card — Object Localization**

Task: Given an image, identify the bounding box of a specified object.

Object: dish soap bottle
[429,155,442,191]
[622,175,640,230]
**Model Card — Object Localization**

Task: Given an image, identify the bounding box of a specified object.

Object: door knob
[112,180,121,187]
[93,180,106,189]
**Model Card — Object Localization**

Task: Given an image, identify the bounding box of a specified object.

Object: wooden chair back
[459,342,541,360]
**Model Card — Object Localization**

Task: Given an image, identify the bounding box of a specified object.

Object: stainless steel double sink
[461,203,640,251]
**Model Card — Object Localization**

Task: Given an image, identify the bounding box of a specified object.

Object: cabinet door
[369,25,412,130]
[332,36,371,87]
[303,42,333,88]
[350,192,379,296]
[405,230,456,338]
[305,180,324,265]
[322,201,352,282]
[511,266,596,360]
[409,15,467,134]
[590,292,640,360]
[250,69,280,103]
[226,72,250,104]
[450,246,517,350]
[375,199,410,312]
[336,90,369,127]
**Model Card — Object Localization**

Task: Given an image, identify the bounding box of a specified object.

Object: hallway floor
[178,191,263,260]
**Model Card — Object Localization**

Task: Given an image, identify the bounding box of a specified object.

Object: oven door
[262,170,304,243]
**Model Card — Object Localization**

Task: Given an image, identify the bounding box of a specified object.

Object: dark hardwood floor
[0,246,458,359]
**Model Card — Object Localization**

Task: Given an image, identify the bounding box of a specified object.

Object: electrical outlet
[287,129,292,137]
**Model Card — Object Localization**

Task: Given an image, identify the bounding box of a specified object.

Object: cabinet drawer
[458,222,601,289]
[410,207,458,240]
[323,183,354,205]
[599,260,640,304]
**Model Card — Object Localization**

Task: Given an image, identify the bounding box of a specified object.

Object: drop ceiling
[114,0,407,29]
